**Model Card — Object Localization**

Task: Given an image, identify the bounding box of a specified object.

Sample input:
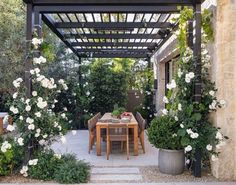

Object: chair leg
[107,140,110,160]
[88,135,91,154]
[140,132,145,153]
[127,140,129,160]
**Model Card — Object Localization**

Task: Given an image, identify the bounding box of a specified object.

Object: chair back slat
[136,112,146,131]
[107,124,129,141]
[88,112,101,131]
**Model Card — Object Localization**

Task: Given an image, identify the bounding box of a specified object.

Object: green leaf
[191,113,202,121]
[181,137,190,146]
[177,129,186,137]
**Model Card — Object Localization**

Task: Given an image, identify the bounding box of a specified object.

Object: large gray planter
[158,149,185,175]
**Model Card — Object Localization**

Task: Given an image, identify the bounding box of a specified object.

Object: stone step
[91,167,140,174]
[90,174,143,181]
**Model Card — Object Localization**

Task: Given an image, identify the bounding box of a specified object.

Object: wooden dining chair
[136,112,146,153]
[88,112,101,153]
[106,123,129,160]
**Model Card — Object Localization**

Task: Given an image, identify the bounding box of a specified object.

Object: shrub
[54,159,90,184]
[0,138,24,176]
[147,115,182,150]
[28,151,90,183]
[28,150,63,180]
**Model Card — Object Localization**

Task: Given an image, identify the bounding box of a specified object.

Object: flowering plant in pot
[147,115,185,175]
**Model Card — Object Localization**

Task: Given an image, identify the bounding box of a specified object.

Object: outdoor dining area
[88,111,146,160]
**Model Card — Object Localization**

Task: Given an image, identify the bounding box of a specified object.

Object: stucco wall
[211,0,236,180]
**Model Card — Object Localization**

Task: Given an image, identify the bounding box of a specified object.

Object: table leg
[96,125,101,156]
[0,118,3,135]
[133,125,139,156]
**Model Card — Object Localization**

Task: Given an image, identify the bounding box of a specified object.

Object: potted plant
[111,105,126,119]
[147,115,184,175]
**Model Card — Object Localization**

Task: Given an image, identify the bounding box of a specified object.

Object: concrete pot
[158,149,185,175]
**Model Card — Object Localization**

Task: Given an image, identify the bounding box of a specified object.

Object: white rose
[28,124,35,130]
[162,109,168,115]
[26,117,34,124]
[206,144,212,151]
[174,116,178,121]
[209,90,215,96]
[163,96,169,104]
[211,154,218,161]
[60,136,66,144]
[54,153,62,159]
[25,105,31,112]
[19,116,24,120]
[188,72,195,79]
[10,106,19,114]
[32,91,38,97]
[216,131,223,140]
[35,112,42,118]
[185,145,192,152]
[6,125,15,132]
[13,92,18,99]
[17,137,24,146]
[178,103,182,111]
[180,124,184,128]
[39,139,46,146]
[32,38,42,46]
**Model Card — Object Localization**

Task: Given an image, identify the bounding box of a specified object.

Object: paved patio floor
[51,130,159,167]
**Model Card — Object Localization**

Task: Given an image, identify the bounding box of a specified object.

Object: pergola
[23,0,203,177]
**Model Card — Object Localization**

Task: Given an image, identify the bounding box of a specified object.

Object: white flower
[37,98,47,109]
[166,79,176,90]
[63,107,68,111]
[1,141,12,153]
[216,141,226,149]
[211,154,218,161]
[13,92,18,99]
[162,109,168,115]
[209,90,215,96]
[190,132,199,139]
[216,131,223,140]
[58,79,65,84]
[19,116,24,120]
[25,105,31,112]
[172,133,177,137]
[180,124,184,128]
[25,99,30,104]
[36,128,41,133]
[61,113,66,118]
[72,130,77,135]
[185,145,192,152]
[54,153,62,159]
[33,56,46,64]
[28,159,38,166]
[63,84,68,90]
[188,72,195,79]
[58,125,62,131]
[26,117,34,124]
[174,116,178,121]
[6,125,15,132]
[219,100,226,107]
[54,122,59,127]
[185,159,190,165]
[20,166,28,176]
[43,134,48,139]
[13,78,23,88]
[163,96,169,104]
[10,106,19,114]
[60,136,66,144]
[86,91,90,96]
[186,129,193,135]
[178,103,182,111]
[28,124,35,130]
[206,144,212,151]
[32,91,38,97]
[178,69,183,78]
[32,38,42,46]
[39,139,46,146]
[17,137,24,146]
[35,112,42,118]
[185,76,191,83]
[35,133,40,138]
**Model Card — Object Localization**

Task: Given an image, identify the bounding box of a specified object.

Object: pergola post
[193,3,202,178]
[25,4,33,98]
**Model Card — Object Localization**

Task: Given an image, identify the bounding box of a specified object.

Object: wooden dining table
[96,112,139,156]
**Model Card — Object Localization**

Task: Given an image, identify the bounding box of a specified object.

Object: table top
[96,112,138,126]
[0,112,8,118]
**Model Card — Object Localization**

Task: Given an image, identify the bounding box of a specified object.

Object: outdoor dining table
[96,112,139,156]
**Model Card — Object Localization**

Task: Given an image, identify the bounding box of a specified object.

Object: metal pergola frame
[23,0,203,177]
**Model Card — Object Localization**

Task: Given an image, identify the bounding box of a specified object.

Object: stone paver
[51,130,159,167]
[90,174,143,181]
[91,167,140,174]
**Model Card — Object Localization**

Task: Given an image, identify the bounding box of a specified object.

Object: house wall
[153,0,236,180]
